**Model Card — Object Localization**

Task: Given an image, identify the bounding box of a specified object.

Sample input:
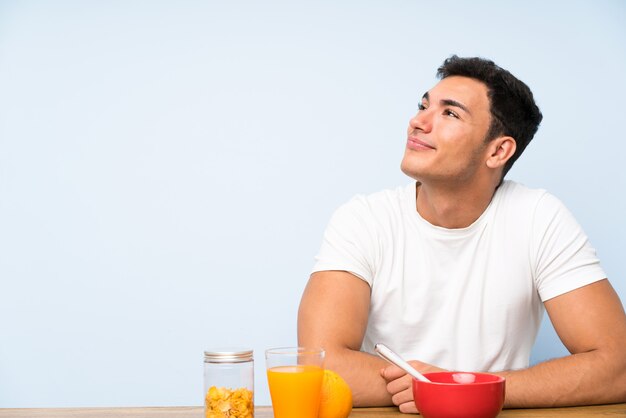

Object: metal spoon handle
[374,343,431,382]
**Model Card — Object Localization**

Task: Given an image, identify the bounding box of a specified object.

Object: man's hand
[380,360,446,414]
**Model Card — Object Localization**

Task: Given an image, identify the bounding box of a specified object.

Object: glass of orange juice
[265,347,325,418]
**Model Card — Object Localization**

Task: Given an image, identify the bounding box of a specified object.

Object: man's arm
[501,278,626,407]
[382,279,626,412]
[298,270,392,406]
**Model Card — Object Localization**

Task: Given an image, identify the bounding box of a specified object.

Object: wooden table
[1,404,625,417]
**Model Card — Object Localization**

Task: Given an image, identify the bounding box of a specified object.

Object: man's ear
[486,136,516,169]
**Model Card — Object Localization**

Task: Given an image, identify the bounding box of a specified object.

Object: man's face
[400,76,494,184]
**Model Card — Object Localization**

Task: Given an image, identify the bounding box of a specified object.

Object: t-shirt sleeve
[532,193,606,301]
[311,197,377,286]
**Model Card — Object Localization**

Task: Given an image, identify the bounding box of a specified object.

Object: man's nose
[409,110,432,133]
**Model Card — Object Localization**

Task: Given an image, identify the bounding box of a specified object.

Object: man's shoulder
[327,183,414,230]
[339,183,413,213]
[496,180,570,221]
[496,180,550,205]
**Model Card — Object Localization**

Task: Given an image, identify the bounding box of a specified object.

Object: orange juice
[267,365,324,418]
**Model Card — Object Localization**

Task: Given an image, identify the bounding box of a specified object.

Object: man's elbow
[601,344,626,404]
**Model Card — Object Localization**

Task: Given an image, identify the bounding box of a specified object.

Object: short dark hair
[437,55,543,177]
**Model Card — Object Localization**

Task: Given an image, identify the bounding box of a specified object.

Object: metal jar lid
[204,348,254,363]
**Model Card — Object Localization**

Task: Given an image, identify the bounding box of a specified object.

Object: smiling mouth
[407,136,435,151]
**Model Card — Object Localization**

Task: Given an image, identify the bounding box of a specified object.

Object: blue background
[1,0,624,408]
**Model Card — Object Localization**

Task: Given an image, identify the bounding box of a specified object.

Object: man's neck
[415,178,500,229]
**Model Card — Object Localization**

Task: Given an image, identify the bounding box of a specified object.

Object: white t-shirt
[312,181,606,372]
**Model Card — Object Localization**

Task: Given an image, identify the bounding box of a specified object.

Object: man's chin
[400,161,424,182]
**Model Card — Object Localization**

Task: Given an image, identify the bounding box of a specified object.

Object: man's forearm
[499,348,626,408]
[324,346,393,407]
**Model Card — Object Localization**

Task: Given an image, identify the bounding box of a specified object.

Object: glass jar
[204,348,254,418]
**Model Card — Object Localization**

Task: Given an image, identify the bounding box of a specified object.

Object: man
[298,55,626,412]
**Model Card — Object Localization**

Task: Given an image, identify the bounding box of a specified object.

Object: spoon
[374,343,431,382]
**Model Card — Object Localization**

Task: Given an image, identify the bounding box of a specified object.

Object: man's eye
[418,103,427,111]
[444,109,459,118]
